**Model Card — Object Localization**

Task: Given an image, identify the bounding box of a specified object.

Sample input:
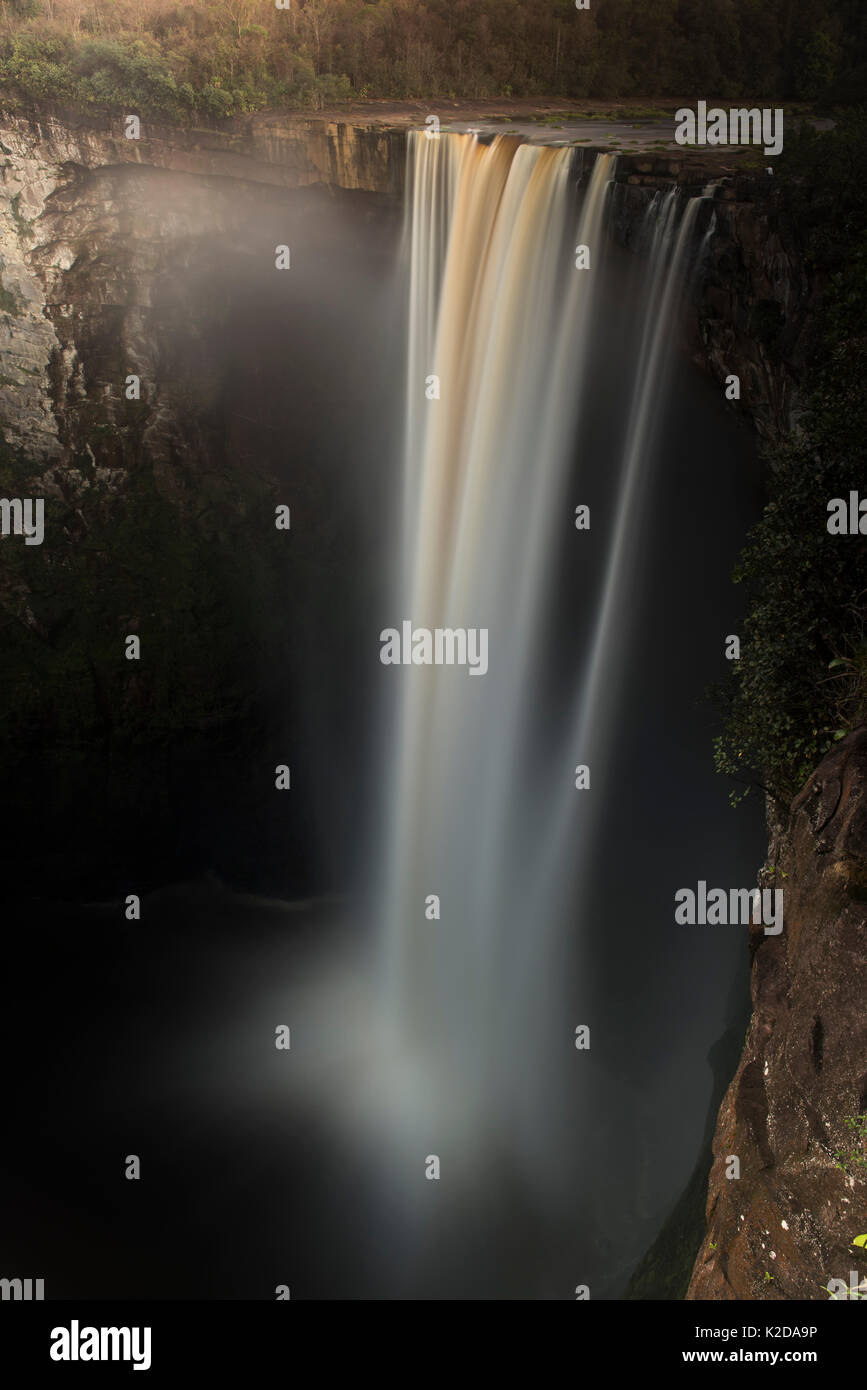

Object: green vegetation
[713,109,867,808]
[832,1113,867,1176]
[0,0,863,121]
[621,1152,713,1300]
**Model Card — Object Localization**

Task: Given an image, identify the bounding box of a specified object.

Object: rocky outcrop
[0,121,65,458]
[0,105,402,467]
[1,106,404,196]
[687,729,867,1300]
[692,192,811,443]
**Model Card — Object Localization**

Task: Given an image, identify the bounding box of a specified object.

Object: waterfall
[364,137,713,1254]
[371,137,709,1181]
[190,137,741,1298]
[539,189,708,895]
[380,138,614,1101]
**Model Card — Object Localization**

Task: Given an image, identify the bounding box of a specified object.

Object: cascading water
[381,137,615,1106]
[371,135,711,1206]
[222,138,757,1298]
[541,188,709,889]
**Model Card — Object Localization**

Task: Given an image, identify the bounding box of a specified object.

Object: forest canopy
[0,0,864,121]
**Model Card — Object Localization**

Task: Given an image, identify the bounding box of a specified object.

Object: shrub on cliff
[714,112,867,807]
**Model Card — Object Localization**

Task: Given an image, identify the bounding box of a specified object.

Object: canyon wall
[688,732,867,1300]
[609,166,811,442]
[0,106,401,472]
[0,106,401,899]
[3,111,860,1298]
[608,150,865,1302]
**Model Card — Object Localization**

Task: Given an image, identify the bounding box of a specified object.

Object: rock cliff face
[605,150,866,1304]
[692,190,810,443]
[0,106,401,471]
[3,106,404,195]
[610,170,811,442]
[608,146,865,1301]
[0,106,400,900]
[687,731,867,1300]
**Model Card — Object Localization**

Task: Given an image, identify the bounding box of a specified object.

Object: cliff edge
[688,729,867,1299]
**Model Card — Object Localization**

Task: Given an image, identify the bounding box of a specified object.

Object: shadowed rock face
[611,178,811,443]
[690,193,809,443]
[0,107,402,469]
[688,728,867,1300]
[0,110,402,901]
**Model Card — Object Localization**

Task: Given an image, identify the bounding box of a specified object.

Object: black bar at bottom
[0,1297,858,1378]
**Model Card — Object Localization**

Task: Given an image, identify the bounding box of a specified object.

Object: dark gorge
[0,83,865,1330]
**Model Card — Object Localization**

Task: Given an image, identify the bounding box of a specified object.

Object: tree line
[0,0,863,122]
